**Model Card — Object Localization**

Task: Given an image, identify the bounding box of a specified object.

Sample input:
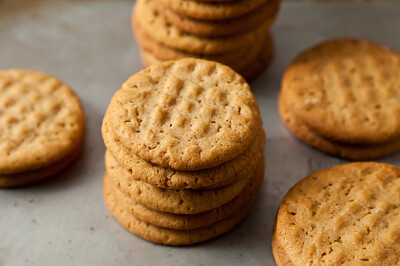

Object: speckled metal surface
[0,1,400,265]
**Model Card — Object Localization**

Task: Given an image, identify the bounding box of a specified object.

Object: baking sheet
[1,1,400,265]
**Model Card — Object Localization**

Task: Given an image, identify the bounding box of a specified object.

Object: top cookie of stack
[132,0,280,81]
[103,58,263,180]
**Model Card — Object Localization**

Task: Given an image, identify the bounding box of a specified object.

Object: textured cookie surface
[279,94,400,160]
[281,39,400,144]
[156,0,279,37]
[134,0,270,54]
[104,174,254,246]
[0,69,85,175]
[105,151,256,214]
[103,159,263,230]
[107,58,261,171]
[102,113,264,189]
[155,0,267,20]
[274,162,400,265]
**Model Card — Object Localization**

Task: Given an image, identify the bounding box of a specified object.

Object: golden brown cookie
[105,151,259,214]
[133,0,270,54]
[155,0,280,37]
[273,162,400,265]
[103,159,264,230]
[279,92,400,160]
[281,38,400,145]
[0,69,85,186]
[102,110,265,189]
[106,58,261,171]
[155,0,267,21]
[104,173,256,246]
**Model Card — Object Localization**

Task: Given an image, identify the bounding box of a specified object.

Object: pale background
[0,1,400,265]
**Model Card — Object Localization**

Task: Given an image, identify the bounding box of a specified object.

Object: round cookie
[105,151,257,214]
[281,39,400,145]
[103,160,264,230]
[107,58,261,171]
[273,162,400,265]
[155,0,279,37]
[279,94,400,160]
[0,69,85,176]
[155,0,267,21]
[102,111,265,189]
[133,0,270,54]
[104,174,256,246]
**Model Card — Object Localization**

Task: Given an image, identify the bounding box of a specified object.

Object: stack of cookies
[102,58,265,245]
[273,162,400,265]
[279,39,400,160]
[132,0,280,81]
[0,69,85,187]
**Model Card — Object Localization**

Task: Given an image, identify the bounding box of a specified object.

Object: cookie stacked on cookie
[102,58,265,245]
[0,70,85,187]
[279,39,400,160]
[132,0,280,81]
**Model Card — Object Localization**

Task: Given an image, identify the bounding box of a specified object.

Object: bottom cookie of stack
[103,160,264,245]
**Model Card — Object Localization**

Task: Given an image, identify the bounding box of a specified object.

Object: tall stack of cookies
[132,0,280,81]
[102,58,265,245]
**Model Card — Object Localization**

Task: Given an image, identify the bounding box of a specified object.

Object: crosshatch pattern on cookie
[0,70,84,174]
[108,59,261,171]
[282,39,400,145]
[274,162,400,265]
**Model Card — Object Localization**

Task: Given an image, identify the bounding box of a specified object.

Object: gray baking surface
[0,1,399,265]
